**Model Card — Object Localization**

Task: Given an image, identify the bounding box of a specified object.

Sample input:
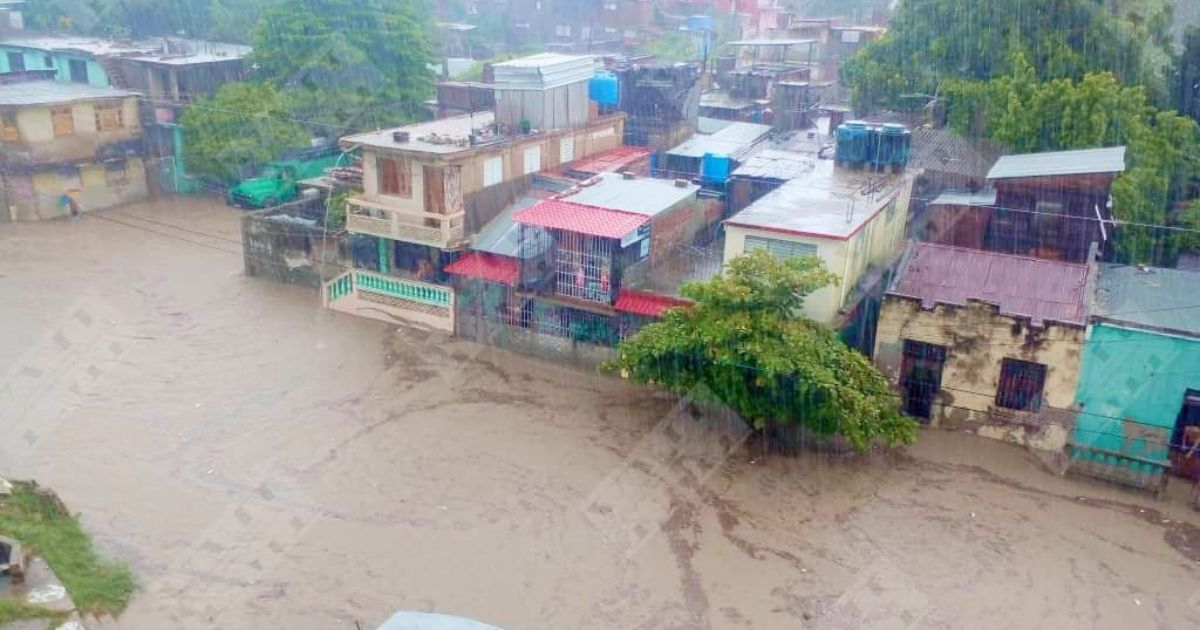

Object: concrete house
[1070,265,1200,492]
[722,157,916,329]
[874,242,1095,455]
[0,74,144,221]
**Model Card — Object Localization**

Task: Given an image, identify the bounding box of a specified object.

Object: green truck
[229,147,344,209]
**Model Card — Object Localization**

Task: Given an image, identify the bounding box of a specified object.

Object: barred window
[995,358,1046,412]
[745,236,817,261]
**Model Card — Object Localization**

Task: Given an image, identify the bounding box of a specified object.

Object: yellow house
[0,79,145,221]
[722,158,916,326]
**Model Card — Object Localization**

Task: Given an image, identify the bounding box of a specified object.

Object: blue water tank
[701,152,732,184]
[686,15,714,32]
[589,72,619,107]
[836,121,871,168]
[874,123,912,169]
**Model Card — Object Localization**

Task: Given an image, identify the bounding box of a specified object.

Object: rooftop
[563,146,650,176]
[726,39,818,47]
[444,252,520,286]
[724,159,910,240]
[472,194,552,258]
[1093,264,1200,337]
[0,80,135,106]
[699,92,755,111]
[0,36,250,65]
[731,148,815,181]
[888,242,1090,327]
[513,199,647,239]
[987,146,1127,181]
[561,172,699,217]
[666,121,772,159]
[929,190,998,207]
[491,53,596,90]
[340,111,496,155]
[909,127,1005,180]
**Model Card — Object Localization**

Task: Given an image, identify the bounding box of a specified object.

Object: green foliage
[0,599,68,625]
[638,32,701,63]
[0,482,135,616]
[180,82,310,184]
[842,0,1176,112]
[941,62,1200,264]
[606,250,918,452]
[1179,27,1200,123]
[1173,201,1200,254]
[251,0,437,131]
[326,190,348,229]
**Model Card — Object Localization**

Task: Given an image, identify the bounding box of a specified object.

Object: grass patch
[0,599,70,625]
[0,482,135,617]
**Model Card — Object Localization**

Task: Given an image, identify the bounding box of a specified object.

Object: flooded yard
[1,199,1199,629]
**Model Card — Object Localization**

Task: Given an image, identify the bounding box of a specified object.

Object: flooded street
[2,199,1199,630]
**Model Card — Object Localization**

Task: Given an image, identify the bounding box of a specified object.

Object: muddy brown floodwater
[2,199,1199,630]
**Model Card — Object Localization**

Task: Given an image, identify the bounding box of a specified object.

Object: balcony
[346,196,467,249]
[324,269,456,332]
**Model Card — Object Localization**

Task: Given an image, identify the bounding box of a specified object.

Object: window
[51,107,74,137]
[68,59,88,83]
[523,146,541,175]
[1,110,17,143]
[483,156,503,187]
[995,358,1047,412]
[377,155,411,197]
[44,56,54,68]
[94,105,124,131]
[7,51,25,72]
[745,236,817,260]
[559,136,575,163]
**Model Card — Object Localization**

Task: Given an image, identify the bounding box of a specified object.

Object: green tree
[605,250,918,452]
[180,82,310,184]
[1179,27,1200,124]
[251,0,436,131]
[841,0,1176,112]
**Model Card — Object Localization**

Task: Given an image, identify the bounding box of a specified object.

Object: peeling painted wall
[874,297,1086,456]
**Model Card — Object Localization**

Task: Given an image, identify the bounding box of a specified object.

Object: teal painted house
[1071,264,1200,491]
[0,37,118,87]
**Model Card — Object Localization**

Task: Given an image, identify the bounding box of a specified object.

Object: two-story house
[0,73,144,221]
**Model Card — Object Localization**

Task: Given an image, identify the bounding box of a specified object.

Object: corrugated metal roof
[987,146,1126,180]
[472,196,547,258]
[513,199,647,239]
[731,149,815,180]
[491,53,596,90]
[1093,264,1200,337]
[697,116,734,134]
[888,242,1090,327]
[614,289,691,317]
[444,252,520,286]
[667,122,772,159]
[562,172,698,217]
[0,81,136,106]
[565,146,650,175]
[929,190,997,207]
[909,128,1005,180]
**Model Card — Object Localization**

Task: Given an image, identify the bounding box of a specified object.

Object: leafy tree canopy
[251,0,437,131]
[180,82,310,184]
[605,250,918,452]
[842,0,1176,112]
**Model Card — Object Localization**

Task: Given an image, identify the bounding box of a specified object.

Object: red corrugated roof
[889,242,1090,327]
[614,289,691,317]
[513,199,648,239]
[444,252,520,286]
[567,146,651,175]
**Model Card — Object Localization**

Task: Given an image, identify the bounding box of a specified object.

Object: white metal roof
[986,146,1126,180]
[491,53,596,91]
[0,81,136,106]
[562,172,699,217]
[929,190,998,206]
[667,122,772,159]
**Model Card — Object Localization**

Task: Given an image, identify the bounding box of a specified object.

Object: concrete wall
[1073,324,1200,461]
[242,200,352,287]
[724,224,848,325]
[0,47,109,87]
[3,157,147,221]
[2,96,141,165]
[874,298,1085,455]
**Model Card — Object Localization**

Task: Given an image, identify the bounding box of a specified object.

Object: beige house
[874,242,1094,455]
[339,111,625,250]
[0,78,145,221]
[723,158,916,326]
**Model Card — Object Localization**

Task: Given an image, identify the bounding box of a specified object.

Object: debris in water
[1134,597,1141,606]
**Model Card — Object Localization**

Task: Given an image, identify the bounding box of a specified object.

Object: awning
[513,199,647,239]
[614,289,691,317]
[444,252,520,286]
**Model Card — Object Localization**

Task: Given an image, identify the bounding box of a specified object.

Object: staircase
[96,56,130,89]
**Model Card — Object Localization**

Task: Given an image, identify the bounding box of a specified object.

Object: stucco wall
[0,47,109,87]
[1073,324,1200,461]
[3,157,148,221]
[3,96,141,165]
[874,298,1085,455]
[723,224,848,325]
